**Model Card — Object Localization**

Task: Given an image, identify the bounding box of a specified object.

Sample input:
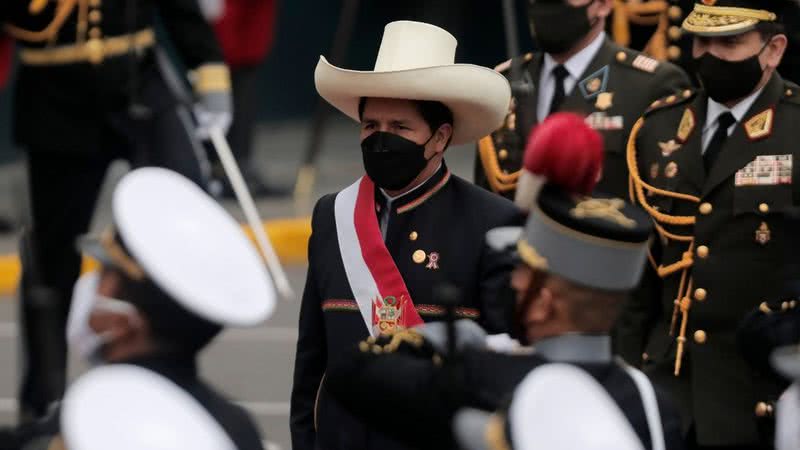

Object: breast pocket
[733,184,793,216]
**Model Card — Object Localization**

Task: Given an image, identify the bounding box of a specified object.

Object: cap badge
[570,198,636,228]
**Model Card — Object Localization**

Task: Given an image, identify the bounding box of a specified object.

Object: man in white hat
[5,167,274,450]
[290,20,522,450]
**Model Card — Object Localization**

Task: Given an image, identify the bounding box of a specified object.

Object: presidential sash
[334,176,424,336]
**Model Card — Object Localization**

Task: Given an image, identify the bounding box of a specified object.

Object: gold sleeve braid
[626,116,700,376]
[478,135,520,193]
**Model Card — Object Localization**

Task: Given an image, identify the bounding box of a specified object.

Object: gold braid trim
[5,0,79,43]
[478,135,520,193]
[692,4,776,22]
[627,116,700,377]
[485,413,512,450]
[192,63,232,94]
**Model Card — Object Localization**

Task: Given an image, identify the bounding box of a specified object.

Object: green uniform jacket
[474,37,690,201]
[620,73,800,446]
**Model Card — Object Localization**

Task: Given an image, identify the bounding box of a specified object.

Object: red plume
[523,112,604,195]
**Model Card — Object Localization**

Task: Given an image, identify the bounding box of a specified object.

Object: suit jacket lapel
[703,74,784,197]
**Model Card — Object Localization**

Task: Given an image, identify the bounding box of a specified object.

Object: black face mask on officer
[528,0,598,55]
[692,39,770,104]
[361,131,435,191]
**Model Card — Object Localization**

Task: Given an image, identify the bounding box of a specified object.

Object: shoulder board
[613,49,661,74]
[645,89,697,116]
[494,53,534,74]
[781,82,800,106]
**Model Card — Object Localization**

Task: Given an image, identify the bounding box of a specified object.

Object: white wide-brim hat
[110,167,275,327]
[62,365,237,450]
[315,21,512,146]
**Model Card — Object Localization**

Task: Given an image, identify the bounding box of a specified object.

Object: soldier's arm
[289,200,329,450]
[649,61,692,102]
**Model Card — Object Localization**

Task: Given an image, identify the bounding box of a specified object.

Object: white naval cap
[61,365,236,450]
[107,167,275,327]
[454,364,644,450]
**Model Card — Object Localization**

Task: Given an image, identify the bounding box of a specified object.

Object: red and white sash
[334,176,424,336]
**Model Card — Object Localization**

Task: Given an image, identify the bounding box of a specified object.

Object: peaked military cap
[517,184,653,291]
[683,0,797,36]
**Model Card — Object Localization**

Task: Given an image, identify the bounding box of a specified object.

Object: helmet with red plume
[514,113,604,210]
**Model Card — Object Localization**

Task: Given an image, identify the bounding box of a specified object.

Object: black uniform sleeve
[477,204,526,334]
[655,386,687,450]
[649,62,692,103]
[156,0,224,69]
[615,254,663,365]
[289,199,329,450]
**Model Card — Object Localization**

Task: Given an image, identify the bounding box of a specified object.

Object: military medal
[755,222,771,245]
[587,78,602,94]
[650,163,659,180]
[665,161,679,178]
[658,139,682,157]
[578,66,608,99]
[412,249,427,264]
[595,92,613,111]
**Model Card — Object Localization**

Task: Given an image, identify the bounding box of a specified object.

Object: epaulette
[493,53,534,74]
[644,88,697,116]
[781,82,800,106]
[613,49,661,74]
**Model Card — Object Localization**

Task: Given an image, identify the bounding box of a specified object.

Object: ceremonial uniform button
[668,26,682,40]
[755,402,773,417]
[89,27,102,39]
[667,46,681,60]
[642,352,649,362]
[696,245,709,259]
[412,250,427,264]
[89,0,101,6]
[683,89,692,99]
[668,5,682,19]
[758,203,769,213]
[409,231,418,241]
[498,149,509,160]
[88,10,102,23]
[616,51,627,62]
[787,89,794,97]
[693,330,707,344]
[694,288,707,301]
[699,202,712,215]
[86,38,104,65]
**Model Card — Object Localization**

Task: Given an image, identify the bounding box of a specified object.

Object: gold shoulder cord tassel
[626,117,700,376]
[478,135,520,193]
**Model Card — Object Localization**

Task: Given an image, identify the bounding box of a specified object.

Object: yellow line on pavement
[0,217,311,298]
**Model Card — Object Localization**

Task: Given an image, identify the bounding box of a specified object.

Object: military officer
[0,0,233,422]
[324,181,684,450]
[474,0,690,203]
[5,167,275,450]
[290,21,523,450]
[621,1,800,448]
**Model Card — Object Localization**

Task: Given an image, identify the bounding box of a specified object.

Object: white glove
[194,91,233,140]
[416,319,488,356]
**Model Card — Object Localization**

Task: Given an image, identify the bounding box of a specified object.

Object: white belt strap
[621,363,666,450]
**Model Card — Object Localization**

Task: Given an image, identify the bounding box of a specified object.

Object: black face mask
[529,0,596,55]
[360,131,433,191]
[693,43,768,104]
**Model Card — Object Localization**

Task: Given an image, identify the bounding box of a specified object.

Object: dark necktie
[703,112,736,173]
[548,65,569,116]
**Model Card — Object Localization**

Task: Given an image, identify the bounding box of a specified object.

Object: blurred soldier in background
[474,0,689,202]
[2,167,274,450]
[202,0,287,198]
[0,0,232,422]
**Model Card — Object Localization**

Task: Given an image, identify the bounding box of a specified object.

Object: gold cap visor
[682,4,776,36]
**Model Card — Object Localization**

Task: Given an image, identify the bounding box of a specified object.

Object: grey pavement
[0,117,479,449]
